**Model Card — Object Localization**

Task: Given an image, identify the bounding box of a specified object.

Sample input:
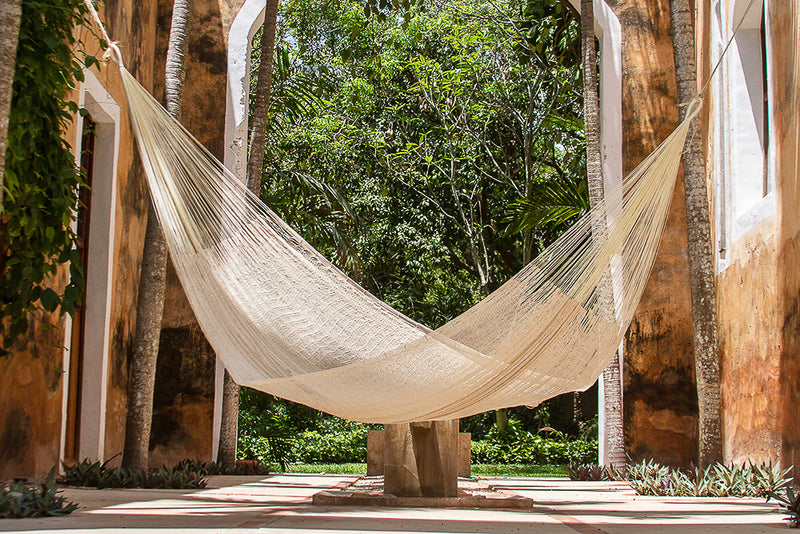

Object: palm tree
[669,0,722,467]
[581,0,624,469]
[503,178,589,236]
[0,0,22,205]
[217,0,280,470]
[122,0,192,471]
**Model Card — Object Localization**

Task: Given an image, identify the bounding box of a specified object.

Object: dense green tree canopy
[258,0,586,328]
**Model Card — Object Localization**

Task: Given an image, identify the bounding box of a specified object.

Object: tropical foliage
[257,0,585,327]
[59,459,220,489]
[237,0,591,454]
[0,0,101,352]
[600,459,794,498]
[470,418,596,464]
[768,485,800,528]
[0,468,77,518]
[238,394,595,468]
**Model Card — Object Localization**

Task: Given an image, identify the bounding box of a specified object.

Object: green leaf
[39,288,60,313]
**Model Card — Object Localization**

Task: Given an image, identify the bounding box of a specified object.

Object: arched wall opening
[215,0,623,459]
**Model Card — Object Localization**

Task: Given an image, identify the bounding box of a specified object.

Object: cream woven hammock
[118,62,699,424]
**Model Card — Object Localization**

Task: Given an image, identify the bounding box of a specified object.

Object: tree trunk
[602,352,625,467]
[122,0,192,471]
[581,0,625,468]
[245,0,280,191]
[495,408,508,435]
[216,0,280,469]
[216,370,239,468]
[669,0,722,467]
[0,0,22,206]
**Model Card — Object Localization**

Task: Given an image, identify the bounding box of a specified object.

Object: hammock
[116,61,699,424]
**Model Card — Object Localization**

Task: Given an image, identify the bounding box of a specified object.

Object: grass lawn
[283,463,567,477]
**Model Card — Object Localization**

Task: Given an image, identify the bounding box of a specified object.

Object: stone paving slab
[0,473,788,533]
[312,475,534,508]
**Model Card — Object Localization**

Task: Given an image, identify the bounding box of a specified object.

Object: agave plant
[0,468,78,518]
[767,486,800,528]
[751,462,793,496]
[565,463,608,481]
[61,458,209,489]
[172,458,271,476]
[624,459,793,498]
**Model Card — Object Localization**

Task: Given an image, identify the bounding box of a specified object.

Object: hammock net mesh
[119,65,699,423]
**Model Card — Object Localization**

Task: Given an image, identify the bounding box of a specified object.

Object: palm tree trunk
[246,0,279,191]
[216,370,240,468]
[122,0,192,471]
[669,0,722,467]
[217,0,280,469]
[582,0,625,469]
[0,0,22,206]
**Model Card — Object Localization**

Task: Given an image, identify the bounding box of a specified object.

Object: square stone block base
[367,429,471,477]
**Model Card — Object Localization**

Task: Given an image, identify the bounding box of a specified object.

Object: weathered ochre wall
[0,0,158,478]
[100,0,159,467]
[606,0,698,466]
[146,0,233,466]
[696,0,800,471]
[0,307,68,478]
[0,0,248,477]
[696,0,781,464]
[716,221,781,464]
[773,0,800,476]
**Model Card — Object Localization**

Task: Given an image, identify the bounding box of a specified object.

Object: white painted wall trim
[215,0,267,459]
[568,0,624,467]
[713,0,775,271]
[60,68,120,465]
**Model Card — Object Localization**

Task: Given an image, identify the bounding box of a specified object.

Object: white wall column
[213,0,266,459]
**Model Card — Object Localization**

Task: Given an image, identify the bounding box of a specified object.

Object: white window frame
[713,0,775,271]
[60,68,120,464]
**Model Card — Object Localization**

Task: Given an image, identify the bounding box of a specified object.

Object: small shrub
[173,459,270,476]
[140,465,206,489]
[0,468,78,519]
[61,459,207,489]
[238,418,373,468]
[625,459,793,498]
[767,486,800,528]
[471,434,597,465]
[566,463,608,481]
[295,427,369,464]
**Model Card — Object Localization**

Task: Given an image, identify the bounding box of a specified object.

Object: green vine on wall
[1,0,102,353]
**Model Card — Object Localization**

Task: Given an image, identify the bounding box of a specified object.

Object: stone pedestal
[383,423,420,497]
[381,420,460,498]
[367,429,471,478]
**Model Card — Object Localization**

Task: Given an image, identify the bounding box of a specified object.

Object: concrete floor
[0,474,788,533]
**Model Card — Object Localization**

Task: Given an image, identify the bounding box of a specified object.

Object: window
[713,0,774,266]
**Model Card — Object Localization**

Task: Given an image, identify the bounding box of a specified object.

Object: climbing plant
[0,0,101,353]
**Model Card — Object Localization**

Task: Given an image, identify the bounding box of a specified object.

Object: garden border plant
[1,0,104,353]
[60,458,271,489]
[767,485,800,528]
[567,458,794,499]
[0,468,77,519]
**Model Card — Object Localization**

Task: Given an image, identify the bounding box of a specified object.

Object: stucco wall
[772,0,800,475]
[146,0,234,466]
[606,0,698,466]
[0,0,244,477]
[100,0,159,467]
[716,220,781,464]
[0,0,158,479]
[0,306,69,478]
[698,0,800,470]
